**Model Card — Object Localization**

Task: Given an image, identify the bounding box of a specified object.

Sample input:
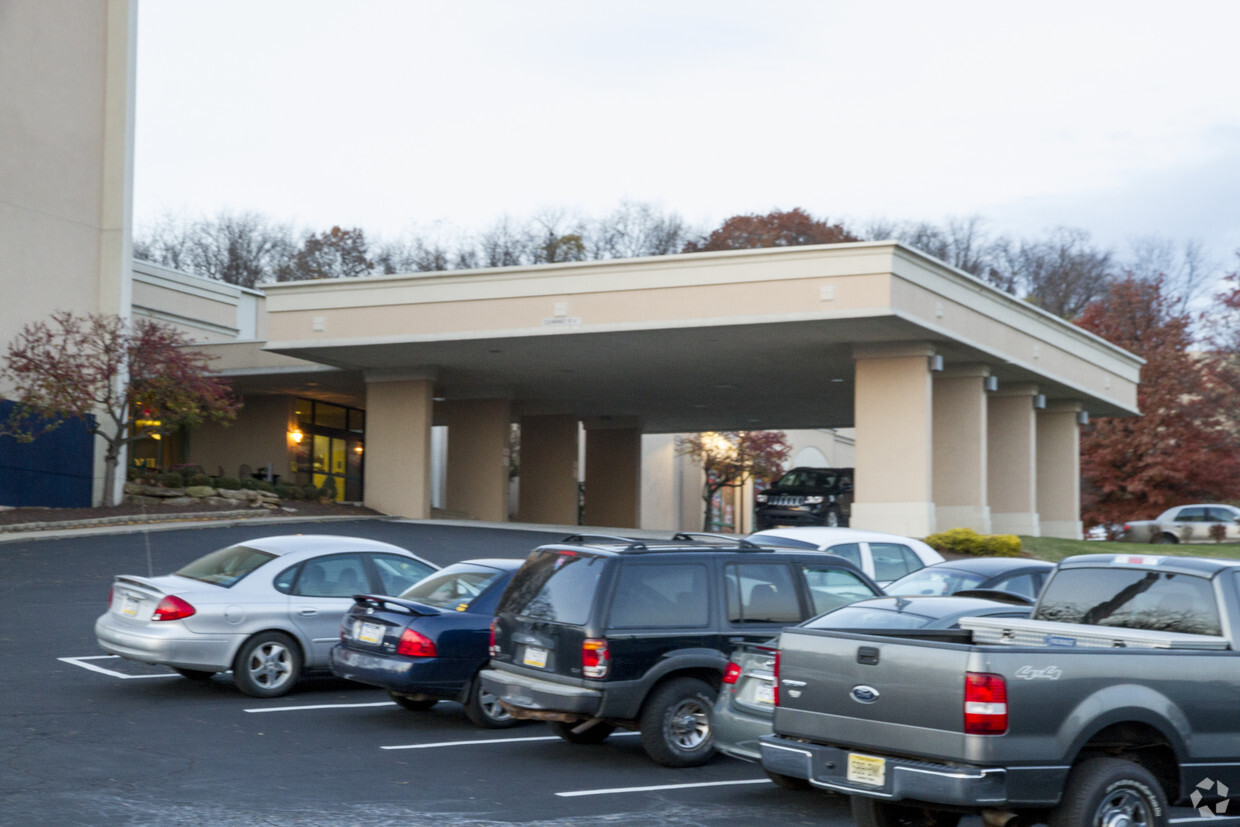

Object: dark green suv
[479,533,881,767]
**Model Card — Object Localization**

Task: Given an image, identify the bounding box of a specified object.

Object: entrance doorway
[292,399,364,501]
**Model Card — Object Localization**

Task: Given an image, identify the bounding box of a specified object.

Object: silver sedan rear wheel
[233,631,301,697]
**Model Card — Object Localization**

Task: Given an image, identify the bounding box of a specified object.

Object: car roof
[1058,553,1240,576]
[234,535,417,557]
[532,534,873,572]
[832,594,1031,620]
[917,556,1054,574]
[747,527,934,549]
[452,558,525,571]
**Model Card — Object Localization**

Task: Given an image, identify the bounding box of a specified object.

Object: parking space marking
[58,655,180,679]
[245,701,396,713]
[381,732,641,751]
[556,778,771,797]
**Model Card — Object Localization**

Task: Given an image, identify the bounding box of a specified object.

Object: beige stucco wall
[132,261,263,341]
[187,395,293,482]
[516,415,579,525]
[365,378,433,518]
[583,427,641,528]
[441,399,511,522]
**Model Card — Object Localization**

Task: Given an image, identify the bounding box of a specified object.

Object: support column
[582,419,641,529]
[441,399,512,522]
[852,344,936,537]
[516,414,579,525]
[363,374,434,519]
[988,384,1039,536]
[932,366,991,533]
[1038,401,1083,539]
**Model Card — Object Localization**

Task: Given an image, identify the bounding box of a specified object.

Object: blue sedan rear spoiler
[351,594,443,616]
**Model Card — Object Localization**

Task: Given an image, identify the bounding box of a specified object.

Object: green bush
[275,483,300,500]
[187,473,212,487]
[215,476,241,490]
[923,527,1021,558]
[254,480,276,494]
[157,472,185,488]
[301,485,321,500]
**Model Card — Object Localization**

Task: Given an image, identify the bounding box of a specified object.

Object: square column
[1038,401,1083,539]
[364,374,434,518]
[583,419,641,529]
[932,366,991,533]
[852,344,936,537]
[517,414,579,525]
[441,399,512,522]
[988,385,1039,535]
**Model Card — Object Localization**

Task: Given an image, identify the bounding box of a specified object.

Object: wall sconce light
[929,354,944,372]
[289,429,304,444]
[1033,394,1047,409]
[1077,410,1090,426]
[983,376,999,392]
[353,444,364,454]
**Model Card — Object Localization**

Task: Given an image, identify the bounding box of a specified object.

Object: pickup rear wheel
[640,677,718,767]
[1048,757,1167,827]
[850,797,961,827]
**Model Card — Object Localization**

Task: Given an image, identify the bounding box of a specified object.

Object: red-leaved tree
[683,208,859,253]
[1,311,239,505]
[1076,275,1240,529]
[676,431,791,531]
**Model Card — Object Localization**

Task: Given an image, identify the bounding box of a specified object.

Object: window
[372,553,436,596]
[400,564,503,610]
[992,573,1039,600]
[823,542,862,568]
[726,563,802,623]
[608,564,709,628]
[887,568,985,597]
[800,565,881,615]
[1035,569,1220,636]
[498,550,606,625]
[176,545,276,588]
[870,543,922,582]
[291,553,368,598]
[1176,507,1207,522]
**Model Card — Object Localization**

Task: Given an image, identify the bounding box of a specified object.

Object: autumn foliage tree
[1,312,239,506]
[683,208,859,253]
[1075,275,1240,528]
[676,430,791,531]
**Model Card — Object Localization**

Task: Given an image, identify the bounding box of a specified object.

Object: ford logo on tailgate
[850,685,880,704]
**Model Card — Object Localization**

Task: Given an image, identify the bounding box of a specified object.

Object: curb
[0,511,392,542]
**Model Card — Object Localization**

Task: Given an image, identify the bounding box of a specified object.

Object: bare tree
[1005,228,1114,320]
[134,210,295,287]
[1125,235,1217,314]
[589,200,692,259]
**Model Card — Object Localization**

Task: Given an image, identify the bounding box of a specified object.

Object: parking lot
[0,518,860,826]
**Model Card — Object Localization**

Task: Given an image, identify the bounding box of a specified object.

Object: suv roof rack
[671,532,761,550]
[559,534,649,552]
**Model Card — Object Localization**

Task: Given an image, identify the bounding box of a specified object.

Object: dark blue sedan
[329,558,523,728]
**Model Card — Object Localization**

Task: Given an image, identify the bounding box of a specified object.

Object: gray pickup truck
[760,553,1240,827]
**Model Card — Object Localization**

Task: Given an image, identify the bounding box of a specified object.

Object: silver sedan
[95,535,437,697]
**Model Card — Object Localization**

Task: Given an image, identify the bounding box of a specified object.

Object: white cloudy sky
[134,0,1240,266]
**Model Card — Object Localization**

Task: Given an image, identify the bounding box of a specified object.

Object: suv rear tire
[639,677,717,767]
[549,720,615,744]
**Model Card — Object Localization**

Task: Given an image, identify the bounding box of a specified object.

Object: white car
[747,527,944,587]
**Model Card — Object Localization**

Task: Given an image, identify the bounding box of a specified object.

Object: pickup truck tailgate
[775,628,975,758]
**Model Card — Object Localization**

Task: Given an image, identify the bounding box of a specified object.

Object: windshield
[399,564,503,610]
[885,568,985,596]
[803,604,935,630]
[774,470,839,489]
[497,549,606,624]
[175,545,276,587]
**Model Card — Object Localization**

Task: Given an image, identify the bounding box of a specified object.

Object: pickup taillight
[964,671,1007,734]
[773,650,781,705]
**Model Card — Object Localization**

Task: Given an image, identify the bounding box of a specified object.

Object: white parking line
[58,655,180,679]
[557,778,772,797]
[245,701,397,713]
[381,732,641,751]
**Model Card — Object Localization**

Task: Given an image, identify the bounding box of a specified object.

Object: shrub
[171,463,203,478]
[187,473,212,487]
[301,485,321,500]
[1210,523,1228,543]
[215,476,241,490]
[157,472,185,488]
[275,483,300,500]
[240,478,260,491]
[254,480,276,494]
[923,527,1021,558]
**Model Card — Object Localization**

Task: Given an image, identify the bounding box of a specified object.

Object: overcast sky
[134,0,1240,268]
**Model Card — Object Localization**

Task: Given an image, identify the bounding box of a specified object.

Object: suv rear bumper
[479,668,603,720]
[759,735,1061,807]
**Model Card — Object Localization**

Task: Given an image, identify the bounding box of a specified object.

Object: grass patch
[1018,535,1240,563]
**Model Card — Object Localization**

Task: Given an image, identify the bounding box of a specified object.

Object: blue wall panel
[0,402,94,507]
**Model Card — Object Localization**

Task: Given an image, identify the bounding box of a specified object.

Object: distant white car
[747,527,944,586]
[1118,504,1240,544]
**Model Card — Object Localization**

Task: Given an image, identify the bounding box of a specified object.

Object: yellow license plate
[847,753,886,786]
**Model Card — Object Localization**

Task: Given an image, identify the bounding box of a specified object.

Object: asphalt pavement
[0,516,862,826]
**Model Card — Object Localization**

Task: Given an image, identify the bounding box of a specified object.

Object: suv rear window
[1035,568,1220,636]
[497,549,606,625]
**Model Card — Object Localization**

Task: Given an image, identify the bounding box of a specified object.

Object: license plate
[358,621,384,644]
[523,645,548,668]
[847,753,886,787]
[122,594,140,617]
[754,682,775,706]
